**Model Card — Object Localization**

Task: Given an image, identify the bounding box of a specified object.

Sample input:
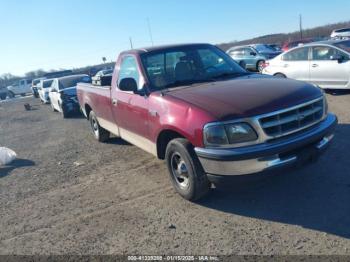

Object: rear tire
[165,138,210,201]
[274,73,286,78]
[89,111,110,142]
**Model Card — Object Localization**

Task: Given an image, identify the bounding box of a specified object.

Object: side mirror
[119,78,138,93]
[250,52,257,56]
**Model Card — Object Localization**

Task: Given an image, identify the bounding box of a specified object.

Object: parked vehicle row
[30,74,91,118]
[76,43,337,201]
[263,39,350,89]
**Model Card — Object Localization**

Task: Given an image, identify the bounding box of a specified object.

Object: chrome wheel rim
[91,117,99,137]
[170,152,189,190]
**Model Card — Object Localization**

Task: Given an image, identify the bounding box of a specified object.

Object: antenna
[147,18,154,46]
[129,37,134,49]
[299,14,303,40]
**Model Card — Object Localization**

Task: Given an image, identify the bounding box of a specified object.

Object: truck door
[110,55,153,153]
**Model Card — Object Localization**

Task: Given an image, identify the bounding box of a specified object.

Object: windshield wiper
[163,79,214,89]
[211,72,250,79]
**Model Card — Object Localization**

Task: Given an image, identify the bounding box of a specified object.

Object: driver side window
[118,56,140,90]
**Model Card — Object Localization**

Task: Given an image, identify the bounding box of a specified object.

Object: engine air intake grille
[259,98,324,138]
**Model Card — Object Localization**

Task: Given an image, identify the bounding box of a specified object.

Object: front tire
[51,102,57,112]
[89,111,110,142]
[165,138,210,201]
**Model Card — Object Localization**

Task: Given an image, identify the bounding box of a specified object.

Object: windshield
[33,79,41,85]
[254,44,276,53]
[140,45,247,90]
[43,80,53,88]
[333,40,350,53]
[58,75,91,90]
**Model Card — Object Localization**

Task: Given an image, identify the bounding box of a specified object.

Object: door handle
[112,99,117,106]
[283,64,289,68]
[312,64,319,68]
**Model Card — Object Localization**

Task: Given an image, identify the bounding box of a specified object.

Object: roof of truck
[124,43,211,54]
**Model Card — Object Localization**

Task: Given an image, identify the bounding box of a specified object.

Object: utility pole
[147,18,154,46]
[129,37,134,49]
[299,14,303,40]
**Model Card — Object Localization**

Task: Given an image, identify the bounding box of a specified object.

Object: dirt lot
[0,93,350,255]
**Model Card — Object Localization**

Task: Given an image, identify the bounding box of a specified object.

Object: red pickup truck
[77,43,337,201]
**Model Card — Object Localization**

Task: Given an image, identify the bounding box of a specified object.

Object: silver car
[262,40,350,89]
[227,44,281,72]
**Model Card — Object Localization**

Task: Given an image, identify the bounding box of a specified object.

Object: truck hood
[165,74,323,121]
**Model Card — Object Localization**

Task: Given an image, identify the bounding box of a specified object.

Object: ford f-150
[77,43,337,201]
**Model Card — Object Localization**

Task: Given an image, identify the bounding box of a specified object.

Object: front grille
[259,97,324,138]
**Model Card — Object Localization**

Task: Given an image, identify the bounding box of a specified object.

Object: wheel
[0,95,6,100]
[274,73,287,78]
[89,111,110,142]
[165,138,210,201]
[257,60,265,73]
[61,107,69,118]
[51,102,57,112]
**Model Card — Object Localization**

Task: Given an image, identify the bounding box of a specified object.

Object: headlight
[204,122,258,147]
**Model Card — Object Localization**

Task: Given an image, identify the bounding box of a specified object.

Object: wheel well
[157,130,185,159]
[85,104,92,119]
[274,72,287,78]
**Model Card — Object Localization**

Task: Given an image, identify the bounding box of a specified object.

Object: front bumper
[195,113,337,178]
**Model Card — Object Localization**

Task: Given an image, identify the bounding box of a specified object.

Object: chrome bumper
[195,113,337,176]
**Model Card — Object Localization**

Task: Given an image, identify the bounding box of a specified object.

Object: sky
[0,0,349,76]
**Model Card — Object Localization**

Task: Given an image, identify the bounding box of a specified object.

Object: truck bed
[77,82,115,126]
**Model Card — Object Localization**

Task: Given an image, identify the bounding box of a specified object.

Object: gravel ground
[0,93,349,255]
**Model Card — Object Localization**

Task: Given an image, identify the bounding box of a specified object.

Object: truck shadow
[107,137,131,146]
[0,159,35,178]
[198,123,350,239]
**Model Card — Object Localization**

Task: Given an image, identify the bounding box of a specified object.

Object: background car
[227,44,281,72]
[31,77,46,98]
[49,74,91,118]
[262,40,350,89]
[0,86,7,100]
[38,79,54,104]
[7,79,32,98]
[92,69,114,85]
[94,69,113,77]
[281,39,314,52]
[331,28,350,39]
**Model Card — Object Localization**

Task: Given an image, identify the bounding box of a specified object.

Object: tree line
[1,20,350,88]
